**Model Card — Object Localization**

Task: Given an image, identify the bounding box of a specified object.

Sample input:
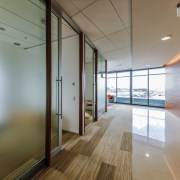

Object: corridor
[35,104,180,180]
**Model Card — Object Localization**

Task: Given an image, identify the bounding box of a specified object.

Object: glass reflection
[132,108,165,142]
[0,0,46,178]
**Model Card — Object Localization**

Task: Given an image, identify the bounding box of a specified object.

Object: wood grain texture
[35,107,132,180]
[166,59,180,118]
[120,132,132,152]
[96,162,116,180]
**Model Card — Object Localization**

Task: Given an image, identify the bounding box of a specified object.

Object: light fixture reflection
[161,35,172,41]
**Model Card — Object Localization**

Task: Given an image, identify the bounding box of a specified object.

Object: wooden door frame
[105,60,107,112]
[79,32,85,135]
[94,49,98,121]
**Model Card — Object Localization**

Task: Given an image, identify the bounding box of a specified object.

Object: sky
[107,74,165,91]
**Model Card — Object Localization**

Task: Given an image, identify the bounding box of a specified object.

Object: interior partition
[61,19,79,134]
[0,0,47,178]
[97,54,106,117]
[84,43,94,127]
[166,58,180,118]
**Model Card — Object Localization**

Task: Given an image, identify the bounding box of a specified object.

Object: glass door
[51,13,62,152]
[84,43,94,127]
[0,0,47,178]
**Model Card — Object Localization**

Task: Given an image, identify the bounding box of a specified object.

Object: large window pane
[133,70,148,76]
[0,0,46,178]
[117,71,130,77]
[117,76,130,103]
[149,74,165,107]
[132,75,148,105]
[107,73,116,78]
[149,68,165,75]
[107,78,116,103]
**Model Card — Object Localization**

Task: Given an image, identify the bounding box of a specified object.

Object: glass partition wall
[0,0,47,179]
[98,54,106,116]
[107,68,165,107]
[84,43,94,127]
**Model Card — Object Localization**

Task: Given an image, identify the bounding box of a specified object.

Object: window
[117,72,130,103]
[132,70,148,105]
[107,68,165,107]
[107,77,116,96]
[149,68,165,107]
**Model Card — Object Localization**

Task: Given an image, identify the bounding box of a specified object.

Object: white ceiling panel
[108,29,131,49]
[0,0,45,28]
[93,37,117,53]
[0,6,45,39]
[71,0,96,11]
[104,47,131,61]
[0,33,30,47]
[72,12,104,41]
[107,59,132,72]
[111,0,131,28]
[0,23,42,44]
[56,0,79,17]
[82,0,125,35]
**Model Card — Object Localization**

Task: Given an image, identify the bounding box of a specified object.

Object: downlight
[14,42,21,46]
[161,35,172,41]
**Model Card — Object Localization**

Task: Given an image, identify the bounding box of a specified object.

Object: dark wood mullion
[105,60,107,112]
[45,0,52,167]
[94,49,98,121]
[79,32,85,135]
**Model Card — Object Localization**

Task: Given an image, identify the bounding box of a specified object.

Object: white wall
[62,35,79,133]
[85,62,93,101]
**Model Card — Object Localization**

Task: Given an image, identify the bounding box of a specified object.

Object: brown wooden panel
[94,49,98,121]
[45,0,52,167]
[79,32,85,135]
[165,58,180,118]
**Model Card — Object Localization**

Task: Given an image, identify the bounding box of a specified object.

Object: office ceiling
[133,0,180,69]
[56,0,132,72]
[1,0,178,71]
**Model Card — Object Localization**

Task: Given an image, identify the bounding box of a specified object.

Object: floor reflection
[132,107,165,142]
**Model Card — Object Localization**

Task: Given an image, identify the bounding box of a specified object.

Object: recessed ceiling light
[14,42,21,46]
[146,64,150,67]
[177,3,180,17]
[161,35,172,41]
[145,153,150,158]
[0,27,5,31]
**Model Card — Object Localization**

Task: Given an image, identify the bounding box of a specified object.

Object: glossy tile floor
[36,104,180,180]
[130,105,180,180]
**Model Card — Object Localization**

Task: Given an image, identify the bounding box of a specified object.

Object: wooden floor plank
[120,132,132,152]
[35,105,133,180]
[96,162,116,180]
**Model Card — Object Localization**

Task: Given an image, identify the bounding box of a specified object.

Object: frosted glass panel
[0,0,46,179]
[51,13,59,150]
[98,55,106,116]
